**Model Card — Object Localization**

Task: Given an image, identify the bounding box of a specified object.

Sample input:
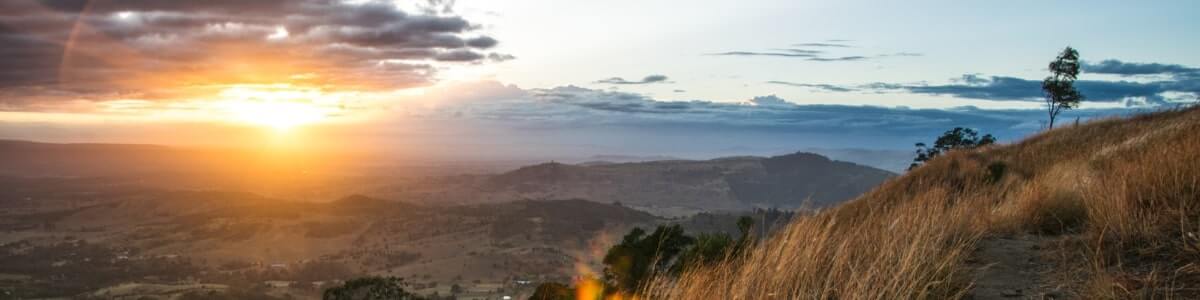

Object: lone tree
[909,127,996,170]
[1041,46,1084,129]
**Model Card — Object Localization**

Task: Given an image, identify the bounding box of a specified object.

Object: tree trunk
[1047,103,1056,129]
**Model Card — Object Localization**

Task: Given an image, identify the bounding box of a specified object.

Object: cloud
[434,49,486,62]
[486,53,516,62]
[465,36,499,48]
[383,82,1151,152]
[807,56,869,62]
[891,75,1196,104]
[1083,59,1200,77]
[766,81,856,92]
[710,43,917,62]
[595,75,670,85]
[4,81,1161,159]
[770,65,1200,104]
[709,51,868,62]
[710,51,818,58]
[743,95,794,107]
[793,42,851,48]
[0,0,510,108]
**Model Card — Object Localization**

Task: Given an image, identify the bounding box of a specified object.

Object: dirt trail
[968,235,1063,299]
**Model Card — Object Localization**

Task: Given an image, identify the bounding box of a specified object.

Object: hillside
[646,107,1200,299]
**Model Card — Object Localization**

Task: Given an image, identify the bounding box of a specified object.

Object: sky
[0,0,1198,160]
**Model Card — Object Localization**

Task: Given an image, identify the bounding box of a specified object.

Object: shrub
[985,161,1007,184]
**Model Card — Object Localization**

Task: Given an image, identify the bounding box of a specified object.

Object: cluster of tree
[909,127,996,170]
[318,276,460,300]
[322,277,420,300]
[0,240,200,298]
[910,46,1084,170]
[531,217,755,299]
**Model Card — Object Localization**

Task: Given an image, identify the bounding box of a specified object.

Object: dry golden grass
[642,106,1200,299]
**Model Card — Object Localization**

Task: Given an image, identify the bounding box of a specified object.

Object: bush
[985,161,1007,183]
[1029,190,1088,235]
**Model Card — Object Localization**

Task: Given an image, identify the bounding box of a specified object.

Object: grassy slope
[645,106,1200,299]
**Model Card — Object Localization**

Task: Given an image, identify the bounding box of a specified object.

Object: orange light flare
[573,275,636,300]
[575,276,603,300]
[570,230,625,300]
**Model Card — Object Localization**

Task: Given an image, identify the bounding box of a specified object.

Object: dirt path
[967,235,1063,299]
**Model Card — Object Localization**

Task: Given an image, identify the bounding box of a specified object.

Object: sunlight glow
[217,85,338,131]
[266,26,289,40]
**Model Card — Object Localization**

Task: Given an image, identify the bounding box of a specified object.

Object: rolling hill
[399,152,894,216]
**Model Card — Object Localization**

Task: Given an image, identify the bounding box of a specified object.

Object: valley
[0,144,885,299]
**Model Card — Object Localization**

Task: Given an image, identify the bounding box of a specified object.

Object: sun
[228,101,326,130]
[216,84,335,131]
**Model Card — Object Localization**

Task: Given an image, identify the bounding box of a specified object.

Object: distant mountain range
[392,152,894,216]
[0,139,895,216]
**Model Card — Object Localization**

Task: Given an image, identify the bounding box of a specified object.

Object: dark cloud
[595,75,670,85]
[0,0,511,108]
[434,49,485,62]
[402,83,1149,150]
[770,67,1200,104]
[465,36,498,48]
[1083,59,1200,77]
[892,75,1196,104]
